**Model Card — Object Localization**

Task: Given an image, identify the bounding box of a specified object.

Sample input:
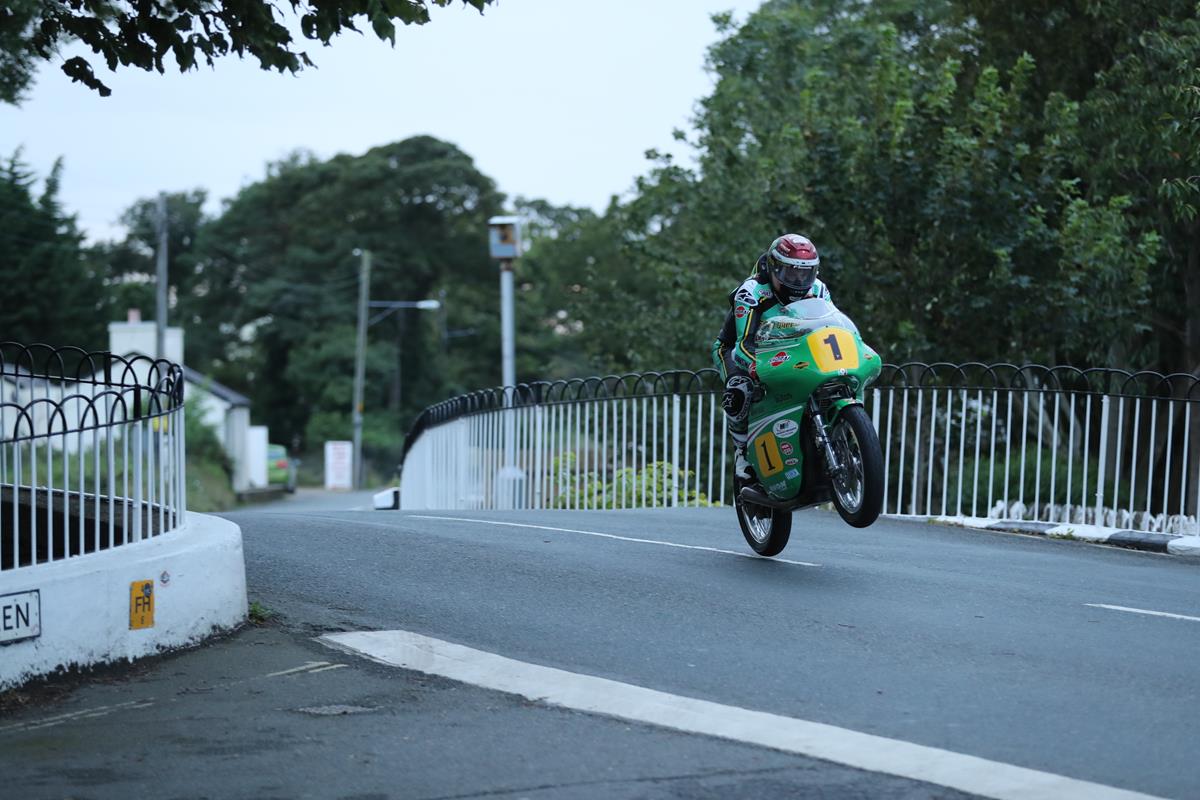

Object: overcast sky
[0,0,762,242]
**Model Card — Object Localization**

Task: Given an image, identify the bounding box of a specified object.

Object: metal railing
[399,363,1200,535]
[1,343,187,572]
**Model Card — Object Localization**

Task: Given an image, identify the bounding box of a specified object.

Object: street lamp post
[350,247,440,490]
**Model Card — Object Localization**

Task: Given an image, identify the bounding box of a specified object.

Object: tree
[185,136,504,461]
[1,0,495,102]
[93,190,215,357]
[0,153,105,349]
[534,0,1174,374]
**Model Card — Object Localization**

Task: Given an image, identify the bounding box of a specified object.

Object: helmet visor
[773,262,816,293]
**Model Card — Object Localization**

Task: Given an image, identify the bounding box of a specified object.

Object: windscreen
[754,299,860,346]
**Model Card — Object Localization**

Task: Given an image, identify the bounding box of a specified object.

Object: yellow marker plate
[753,432,785,477]
[807,327,860,372]
[130,580,155,630]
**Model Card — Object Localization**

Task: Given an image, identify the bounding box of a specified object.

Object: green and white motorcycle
[735,298,884,556]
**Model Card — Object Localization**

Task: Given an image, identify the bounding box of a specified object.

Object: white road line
[1085,603,1200,623]
[0,700,155,734]
[321,629,1160,800]
[265,661,330,677]
[407,514,821,568]
[305,663,348,674]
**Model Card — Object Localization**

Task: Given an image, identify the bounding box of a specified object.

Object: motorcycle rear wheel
[735,476,793,556]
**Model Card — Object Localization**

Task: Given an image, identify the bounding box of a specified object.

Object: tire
[828,404,884,528]
[735,475,793,556]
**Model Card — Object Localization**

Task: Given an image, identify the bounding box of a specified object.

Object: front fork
[808,397,845,479]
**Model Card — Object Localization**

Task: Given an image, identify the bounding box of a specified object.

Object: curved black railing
[1,342,188,571]
[0,342,185,443]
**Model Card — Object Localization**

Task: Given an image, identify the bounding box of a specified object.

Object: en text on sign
[0,590,41,644]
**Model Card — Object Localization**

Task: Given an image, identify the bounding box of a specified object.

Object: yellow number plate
[753,432,785,477]
[807,327,860,372]
[130,580,155,630]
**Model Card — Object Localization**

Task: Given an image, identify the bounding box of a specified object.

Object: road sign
[325,440,354,490]
[0,590,40,644]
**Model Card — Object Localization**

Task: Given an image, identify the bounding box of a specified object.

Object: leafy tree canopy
[535,0,1198,376]
[0,0,494,103]
[0,152,105,349]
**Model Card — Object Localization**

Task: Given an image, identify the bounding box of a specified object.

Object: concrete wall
[0,513,247,690]
[246,425,269,489]
[225,407,251,492]
[107,323,184,366]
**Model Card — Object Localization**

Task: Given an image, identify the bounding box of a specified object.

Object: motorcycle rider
[712,234,831,480]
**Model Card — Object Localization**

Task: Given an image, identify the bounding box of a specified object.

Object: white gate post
[1096,395,1111,522]
[671,394,681,507]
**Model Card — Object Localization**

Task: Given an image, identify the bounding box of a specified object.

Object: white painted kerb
[0,513,247,690]
[322,629,1162,800]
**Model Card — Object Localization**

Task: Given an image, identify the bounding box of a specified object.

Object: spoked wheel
[735,475,793,556]
[828,405,883,528]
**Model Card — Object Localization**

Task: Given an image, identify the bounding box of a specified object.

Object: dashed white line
[1085,603,1200,623]
[321,628,1161,800]
[305,663,348,674]
[407,514,821,567]
[265,661,331,677]
[0,700,156,734]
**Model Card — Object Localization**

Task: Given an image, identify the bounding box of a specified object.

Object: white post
[1096,395,1111,521]
[496,260,525,508]
[671,393,681,507]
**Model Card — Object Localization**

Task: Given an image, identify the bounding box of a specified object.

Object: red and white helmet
[766,234,820,301]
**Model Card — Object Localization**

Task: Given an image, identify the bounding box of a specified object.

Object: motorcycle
[735,298,884,556]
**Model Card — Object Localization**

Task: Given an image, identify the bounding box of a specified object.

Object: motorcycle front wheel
[735,476,793,556]
[828,405,884,528]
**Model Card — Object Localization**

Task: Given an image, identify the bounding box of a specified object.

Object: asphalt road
[4,500,1198,799]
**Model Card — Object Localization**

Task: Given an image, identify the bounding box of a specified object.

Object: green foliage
[547,454,715,509]
[3,0,496,101]
[531,0,1200,376]
[184,395,236,511]
[0,153,105,349]
[184,396,230,472]
[181,137,503,454]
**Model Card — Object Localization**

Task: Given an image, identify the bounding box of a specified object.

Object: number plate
[807,327,860,372]
[753,432,785,477]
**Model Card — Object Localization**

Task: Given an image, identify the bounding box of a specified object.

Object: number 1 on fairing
[823,332,843,361]
[759,440,775,471]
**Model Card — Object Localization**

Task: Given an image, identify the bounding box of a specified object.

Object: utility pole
[488,216,525,508]
[155,193,168,360]
[352,249,372,490]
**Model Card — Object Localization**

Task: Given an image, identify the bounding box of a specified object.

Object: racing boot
[734,445,752,480]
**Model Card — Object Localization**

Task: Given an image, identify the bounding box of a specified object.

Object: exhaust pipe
[738,486,797,510]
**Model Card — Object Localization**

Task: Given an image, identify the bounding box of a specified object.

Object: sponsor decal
[784,468,801,480]
[784,457,799,466]
[770,351,790,367]
[0,590,41,644]
[793,361,810,370]
[160,570,171,586]
[768,480,788,493]
[734,305,748,319]
[779,442,794,456]
[773,419,799,438]
[734,286,759,307]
